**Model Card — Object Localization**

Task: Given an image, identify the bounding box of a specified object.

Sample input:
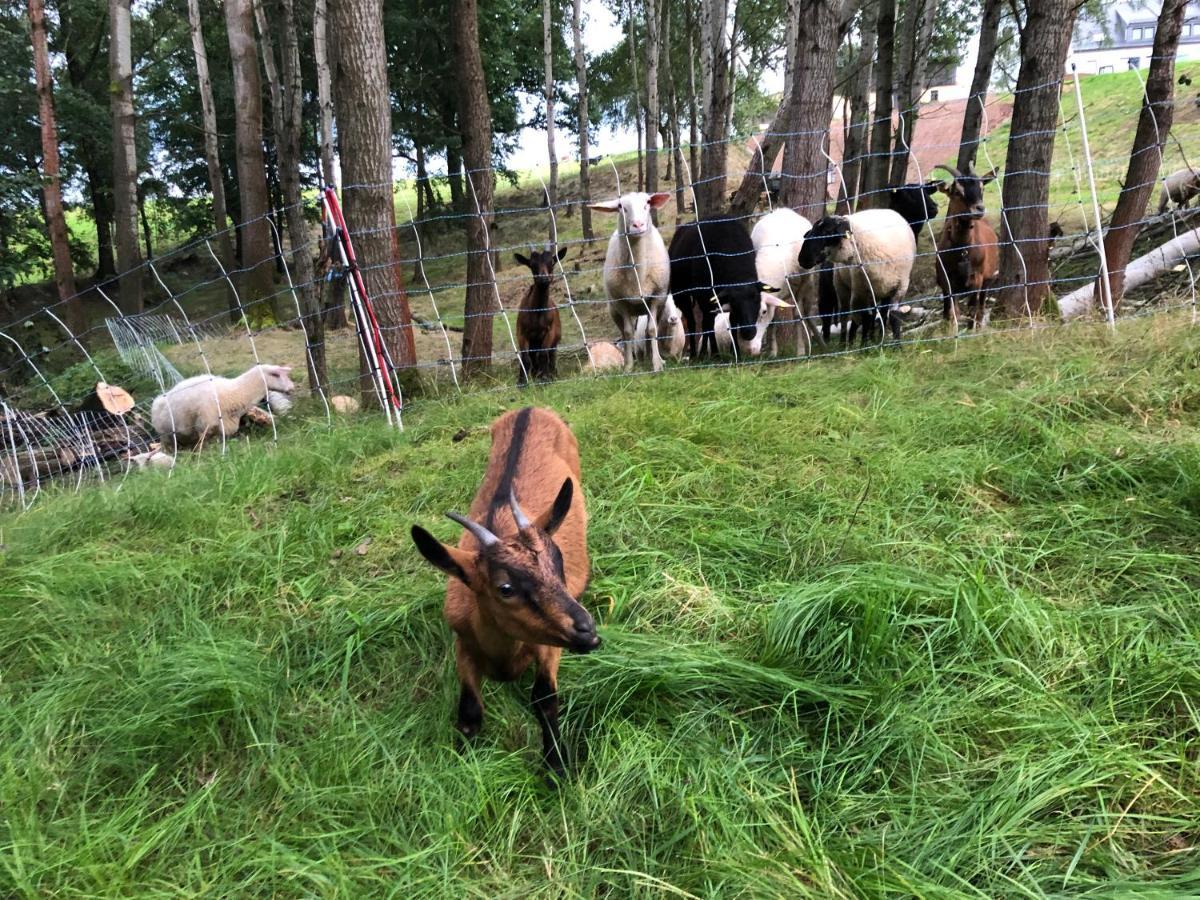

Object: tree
[996,0,1079,318]
[661,0,686,222]
[1096,0,1187,312]
[841,0,876,209]
[186,0,236,315]
[109,0,142,313]
[543,0,558,238]
[696,0,731,215]
[223,0,275,322]
[28,0,80,331]
[314,0,337,190]
[957,0,1003,171]
[889,0,937,184]
[451,0,495,377]
[644,0,660,215]
[627,0,643,190]
[332,0,418,398]
[861,0,895,203]
[571,0,593,239]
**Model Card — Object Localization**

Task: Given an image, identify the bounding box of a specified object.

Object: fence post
[1071,64,1116,327]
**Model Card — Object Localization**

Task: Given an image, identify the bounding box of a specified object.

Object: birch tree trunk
[687,9,700,189]
[1095,0,1187,312]
[996,0,1078,318]
[862,0,895,204]
[314,0,337,189]
[957,0,1003,172]
[644,0,660,219]
[628,0,644,191]
[109,0,142,313]
[841,0,876,210]
[662,0,686,223]
[543,0,558,239]
[332,0,417,400]
[451,0,496,378]
[696,0,731,215]
[571,0,593,239]
[29,0,81,332]
[889,0,936,184]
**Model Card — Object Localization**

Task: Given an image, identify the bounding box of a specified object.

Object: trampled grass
[2,314,1200,896]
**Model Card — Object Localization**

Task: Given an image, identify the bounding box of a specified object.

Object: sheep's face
[589,192,670,237]
[514,246,568,288]
[262,365,295,394]
[411,480,601,655]
[738,292,794,357]
[887,183,939,232]
[719,282,768,347]
[798,216,850,269]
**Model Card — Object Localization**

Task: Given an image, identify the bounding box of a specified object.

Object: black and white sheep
[669,218,763,359]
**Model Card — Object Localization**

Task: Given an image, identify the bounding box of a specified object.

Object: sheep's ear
[762,295,793,309]
[589,199,621,212]
[537,478,574,536]
[513,252,531,268]
[933,180,951,195]
[922,181,940,195]
[647,192,671,209]
[411,525,474,586]
[760,282,780,293]
[556,246,569,262]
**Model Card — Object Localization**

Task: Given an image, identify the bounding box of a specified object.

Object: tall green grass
[2,315,1199,896]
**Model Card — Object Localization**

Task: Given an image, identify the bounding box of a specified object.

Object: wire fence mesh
[2,68,1198,510]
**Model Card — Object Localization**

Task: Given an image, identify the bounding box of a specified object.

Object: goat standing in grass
[932,164,1000,330]
[411,406,599,774]
[514,248,566,384]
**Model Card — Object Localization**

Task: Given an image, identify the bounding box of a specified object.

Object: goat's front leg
[531,646,566,774]
[454,639,484,738]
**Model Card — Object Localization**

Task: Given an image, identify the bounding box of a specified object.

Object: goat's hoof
[456,720,481,739]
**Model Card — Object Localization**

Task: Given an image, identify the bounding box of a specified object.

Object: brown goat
[410,406,598,774]
[514,248,567,384]
[934,164,1000,330]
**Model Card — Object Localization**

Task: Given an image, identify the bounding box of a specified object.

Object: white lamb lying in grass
[151,364,295,451]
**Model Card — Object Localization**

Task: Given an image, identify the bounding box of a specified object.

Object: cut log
[1058,225,1200,320]
[77,381,136,416]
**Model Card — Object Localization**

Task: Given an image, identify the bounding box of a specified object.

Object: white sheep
[1158,167,1200,214]
[589,192,671,373]
[633,294,686,362]
[585,341,625,372]
[797,208,916,345]
[151,364,295,451]
[752,207,820,356]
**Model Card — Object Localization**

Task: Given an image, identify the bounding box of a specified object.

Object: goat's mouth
[564,628,602,654]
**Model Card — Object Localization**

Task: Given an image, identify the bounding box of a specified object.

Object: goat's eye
[498,583,516,598]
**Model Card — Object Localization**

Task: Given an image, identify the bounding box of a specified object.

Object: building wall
[1068,42,1200,74]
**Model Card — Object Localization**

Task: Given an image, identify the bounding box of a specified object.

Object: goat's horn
[446,512,500,548]
[509,486,532,530]
[933,164,962,180]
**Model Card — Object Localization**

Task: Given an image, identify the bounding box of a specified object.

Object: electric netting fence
[2,64,1198,509]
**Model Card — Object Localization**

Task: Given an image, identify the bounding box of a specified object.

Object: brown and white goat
[933,164,1000,330]
[514,248,567,384]
[410,406,598,774]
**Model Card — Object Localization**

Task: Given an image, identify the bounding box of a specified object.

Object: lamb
[632,294,686,362]
[1157,167,1200,214]
[585,341,625,372]
[752,207,822,356]
[798,208,916,345]
[151,364,295,452]
[669,218,762,359]
[410,407,598,774]
[513,247,567,384]
[589,192,672,372]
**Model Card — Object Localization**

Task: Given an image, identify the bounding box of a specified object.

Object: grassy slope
[3,314,1200,896]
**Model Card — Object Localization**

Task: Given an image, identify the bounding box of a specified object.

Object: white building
[1068,2,1200,74]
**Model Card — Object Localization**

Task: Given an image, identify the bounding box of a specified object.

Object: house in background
[1069,1,1200,73]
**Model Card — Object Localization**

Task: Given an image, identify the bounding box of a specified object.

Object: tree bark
[1096,0,1187,312]
[696,0,731,215]
[662,0,686,224]
[862,0,895,204]
[314,0,338,189]
[778,0,839,220]
[29,0,81,332]
[996,0,1079,318]
[280,0,327,394]
[644,0,660,219]
[137,184,153,260]
[332,0,418,399]
[889,0,937,184]
[957,0,1003,172]
[543,0,558,239]
[628,0,644,191]
[451,0,496,378]
[687,8,700,189]
[109,0,142,313]
[571,0,593,239]
[187,0,237,322]
[842,0,876,210]
[224,0,276,322]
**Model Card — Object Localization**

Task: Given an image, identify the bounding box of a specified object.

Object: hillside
[2,313,1199,895]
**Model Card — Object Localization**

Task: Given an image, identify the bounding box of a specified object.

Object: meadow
[2,310,1199,896]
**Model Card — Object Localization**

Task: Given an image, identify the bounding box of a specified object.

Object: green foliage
[2,315,1200,894]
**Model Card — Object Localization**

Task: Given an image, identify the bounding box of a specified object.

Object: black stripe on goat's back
[486,406,534,530]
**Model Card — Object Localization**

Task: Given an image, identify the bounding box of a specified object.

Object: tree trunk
[644,0,660,219]
[687,10,700,190]
[957,0,1003,172]
[662,0,686,224]
[628,0,644,191]
[571,0,593,239]
[137,185,153,260]
[842,0,876,209]
[332,0,418,399]
[543,0,558,240]
[1096,0,1187,312]
[862,0,895,203]
[996,0,1079,318]
[224,0,276,322]
[890,0,937,184]
[451,0,495,378]
[28,0,81,332]
[252,0,286,162]
[697,0,731,215]
[187,0,237,322]
[778,0,839,220]
[85,168,116,279]
[280,0,327,395]
[314,0,338,189]
[109,0,142,314]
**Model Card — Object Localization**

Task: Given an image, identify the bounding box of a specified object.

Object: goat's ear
[513,252,531,268]
[556,246,569,262]
[539,478,574,536]
[411,525,474,585]
[981,169,998,185]
[589,199,621,212]
[648,192,671,209]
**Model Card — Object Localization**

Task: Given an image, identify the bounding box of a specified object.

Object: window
[929,89,939,102]
[1130,27,1143,40]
